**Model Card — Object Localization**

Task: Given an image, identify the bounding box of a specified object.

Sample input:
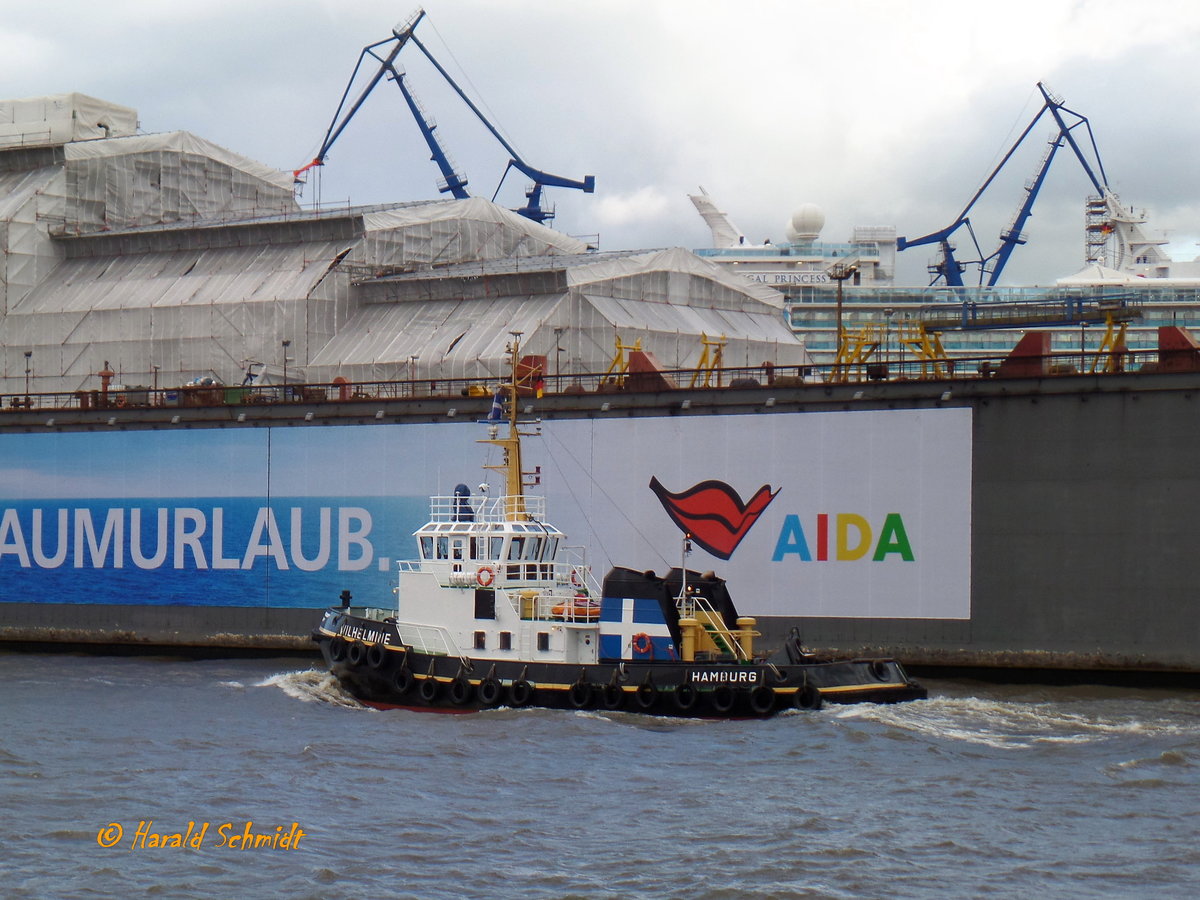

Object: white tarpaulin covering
[0,95,808,394]
[1056,264,1146,285]
[309,246,807,383]
[0,94,137,148]
[357,198,587,269]
[56,131,297,231]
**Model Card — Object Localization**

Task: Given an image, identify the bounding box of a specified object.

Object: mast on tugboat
[678,531,693,615]
[480,331,536,520]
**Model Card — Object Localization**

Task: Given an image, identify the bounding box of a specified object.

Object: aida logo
[772,513,914,562]
[648,477,779,560]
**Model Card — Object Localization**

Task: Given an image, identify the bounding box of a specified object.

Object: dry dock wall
[1,373,1197,673]
[779,375,1200,673]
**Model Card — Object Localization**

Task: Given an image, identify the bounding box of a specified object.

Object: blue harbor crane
[294,8,595,225]
[897,83,1109,287]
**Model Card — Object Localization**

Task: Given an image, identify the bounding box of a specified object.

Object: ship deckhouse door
[563,626,599,664]
[450,537,468,570]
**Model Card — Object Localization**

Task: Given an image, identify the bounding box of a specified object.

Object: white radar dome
[785,203,825,242]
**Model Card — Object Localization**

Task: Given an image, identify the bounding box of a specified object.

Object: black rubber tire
[711,685,736,714]
[419,677,440,703]
[568,682,593,709]
[449,677,473,706]
[329,638,347,662]
[602,683,624,710]
[478,678,501,706]
[793,683,823,710]
[392,668,413,695]
[748,685,775,715]
[869,660,890,681]
[674,683,698,712]
[635,682,657,710]
[347,641,366,667]
[366,644,386,669]
[509,680,533,707]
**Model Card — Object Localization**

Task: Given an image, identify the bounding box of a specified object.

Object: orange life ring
[632,632,652,654]
[476,566,495,587]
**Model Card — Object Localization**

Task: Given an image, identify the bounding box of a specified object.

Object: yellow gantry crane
[829,325,882,384]
[689,333,727,388]
[601,335,643,388]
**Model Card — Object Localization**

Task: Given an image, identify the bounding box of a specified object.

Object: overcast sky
[2,0,1197,286]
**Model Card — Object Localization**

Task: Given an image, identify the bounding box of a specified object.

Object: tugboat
[312,335,927,717]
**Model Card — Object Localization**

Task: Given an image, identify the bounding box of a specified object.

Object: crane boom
[293,10,424,180]
[897,82,1112,286]
[403,28,596,204]
[296,8,594,224]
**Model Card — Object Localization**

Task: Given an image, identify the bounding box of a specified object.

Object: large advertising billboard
[0,407,971,618]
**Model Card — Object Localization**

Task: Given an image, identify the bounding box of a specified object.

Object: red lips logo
[649,476,779,560]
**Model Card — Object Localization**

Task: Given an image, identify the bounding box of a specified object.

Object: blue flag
[487,389,505,422]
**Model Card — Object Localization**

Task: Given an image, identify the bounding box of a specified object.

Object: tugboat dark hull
[313,610,927,717]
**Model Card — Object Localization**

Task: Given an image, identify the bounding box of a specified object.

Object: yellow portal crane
[689,333,727,388]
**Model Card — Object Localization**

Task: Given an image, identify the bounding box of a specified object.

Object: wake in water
[835,691,1200,749]
[255,669,369,710]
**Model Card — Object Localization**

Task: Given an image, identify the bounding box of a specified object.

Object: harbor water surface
[4,652,1200,898]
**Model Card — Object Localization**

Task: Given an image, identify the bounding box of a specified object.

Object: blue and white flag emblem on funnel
[599,596,675,661]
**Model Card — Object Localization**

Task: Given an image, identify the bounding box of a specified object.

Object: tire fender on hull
[366,644,386,669]
[569,682,592,709]
[602,683,624,710]
[674,683,698,712]
[635,682,657,710]
[393,668,414,695]
[478,678,502,706]
[329,637,347,662]
[748,685,775,715]
[711,685,736,714]
[793,682,823,710]
[419,677,440,703]
[509,680,533,707]
[449,677,473,706]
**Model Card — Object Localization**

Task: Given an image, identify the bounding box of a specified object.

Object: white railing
[397,552,600,595]
[677,593,751,661]
[427,493,547,524]
[498,585,601,624]
[394,621,459,657]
